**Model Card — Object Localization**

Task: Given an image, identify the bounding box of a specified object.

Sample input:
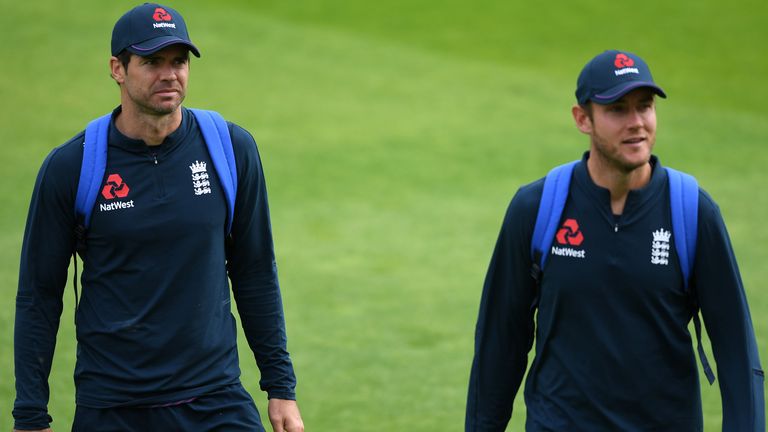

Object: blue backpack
[74,108,238,248]
[529,160,715,385]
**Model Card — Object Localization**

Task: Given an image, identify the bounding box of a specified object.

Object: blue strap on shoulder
[72,113,111,312]
[531,160,578,270]
[75,113,112,229]
[665,167,698,290]
[189,108,238,235]
[666,167,715,385]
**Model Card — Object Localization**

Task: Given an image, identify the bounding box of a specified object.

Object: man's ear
[110,56,126,84]
[572,104,593,135]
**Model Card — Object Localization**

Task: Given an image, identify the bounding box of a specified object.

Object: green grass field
[1,0,766,430]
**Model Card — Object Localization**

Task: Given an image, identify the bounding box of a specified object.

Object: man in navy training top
[13,3,304,431]
[466,50,764,430]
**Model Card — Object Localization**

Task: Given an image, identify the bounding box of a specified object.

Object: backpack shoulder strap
[72,113,111,310]
[665,166,698,290]
[531,160,578,275]
[189,108,238,235]
[665,166,715,384]
[75,113,112,230]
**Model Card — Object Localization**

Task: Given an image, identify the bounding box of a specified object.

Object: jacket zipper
[150,152,165,198]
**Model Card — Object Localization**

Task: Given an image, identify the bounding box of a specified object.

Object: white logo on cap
[615,67,639,76]
[614,53,639,76]
[152,7,176,29]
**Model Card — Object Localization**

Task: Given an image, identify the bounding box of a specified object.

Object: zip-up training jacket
[14,107,297,430]
[466,154,764,431]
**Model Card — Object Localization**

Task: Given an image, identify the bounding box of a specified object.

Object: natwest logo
[152,7,176,28]
[614,53,635,68]
[614,53,639,76]
[99,174,135,213]
[551,218,586,259]
[556,218,584,246]
[102,174,130,199]
[153,7,172,21]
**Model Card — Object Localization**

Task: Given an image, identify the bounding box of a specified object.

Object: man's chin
[619,157,652,174]
[150,95,185,115]
[146,102,182,116]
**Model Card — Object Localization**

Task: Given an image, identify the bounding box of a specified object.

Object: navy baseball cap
[575,50,665,105]
[111,3,200,57]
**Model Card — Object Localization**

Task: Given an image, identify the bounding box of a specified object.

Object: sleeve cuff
[266,390,296,401]
[13,412,52,431]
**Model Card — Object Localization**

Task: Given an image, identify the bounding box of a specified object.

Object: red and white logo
[153,7,173,22]
[99,174,135,213]
[101,174,130,200]
[556,218,584,246]
[614,53,635,69]
[152,7,176,29]
[613,53,640,76]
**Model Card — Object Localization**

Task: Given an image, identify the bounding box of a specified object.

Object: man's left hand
[268,398,304,432]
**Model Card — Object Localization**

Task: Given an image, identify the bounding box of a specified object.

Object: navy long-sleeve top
[14,107,297,430]
[467,155,764,431]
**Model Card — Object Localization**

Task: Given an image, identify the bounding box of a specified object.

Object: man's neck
[114,105,183,146]
[586,154,652,215]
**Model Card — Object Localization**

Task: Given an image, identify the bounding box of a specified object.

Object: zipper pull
[152,153,158,165]
[614,224,619,232]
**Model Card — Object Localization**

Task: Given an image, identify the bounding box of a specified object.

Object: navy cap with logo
[111,3,200,58]
[575,50,665,105]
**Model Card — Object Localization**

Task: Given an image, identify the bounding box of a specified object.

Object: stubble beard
[143,94,185,116]
[591,132,652,174]
[127,86,186,117]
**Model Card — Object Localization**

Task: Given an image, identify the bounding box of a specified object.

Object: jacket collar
[107,105,193,155]
[573,151,666,217]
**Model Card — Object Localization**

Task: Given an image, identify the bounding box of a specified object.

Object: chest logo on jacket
[651,228,671,265]
[99,173,134,212]
[190,160,212,195]
[552,218,586,259]
[101,174,129,199]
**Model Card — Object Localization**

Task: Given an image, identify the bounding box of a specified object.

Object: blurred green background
[1,0,766,430]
